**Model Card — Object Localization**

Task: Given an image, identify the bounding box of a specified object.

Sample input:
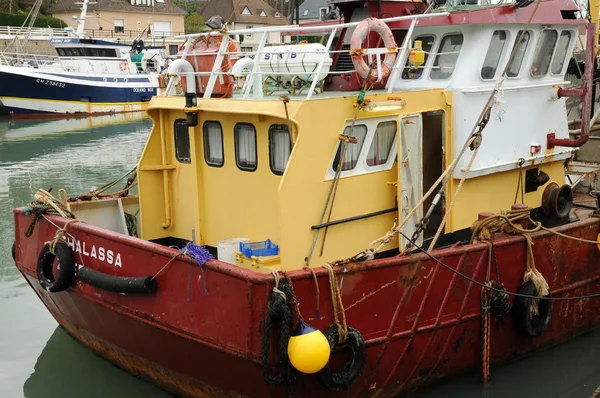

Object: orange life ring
[119,60,128,71]
[350,18,397,83]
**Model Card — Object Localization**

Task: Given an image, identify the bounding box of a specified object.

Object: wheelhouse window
[506,31,530,77]
[551,31,572,75]
[56,47,119,57]
[367,121,396,166]
[481,31,507,80]
[174,119,191,164]
[430,34,463,80]
[203,121,223,167]
[269,125,292,175]
[402,36,435,80]
[234,123,257,171]
[531,30,558,77]
[332,125,367,171]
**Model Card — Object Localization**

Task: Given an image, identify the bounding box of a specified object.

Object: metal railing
[172,12,450,100]
[0,52,62,68]
[0,26,70,38]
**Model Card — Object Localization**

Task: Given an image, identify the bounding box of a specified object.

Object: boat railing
[0,52,62,68]
[0,26,71,39]
[169,12,449,100]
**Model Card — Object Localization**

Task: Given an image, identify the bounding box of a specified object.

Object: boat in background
[0,0,169,117]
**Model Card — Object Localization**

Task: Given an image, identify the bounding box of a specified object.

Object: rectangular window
[506,31,530,77]
[430,34,463,80]
[235,123,257,171]
[367,121,396,166]
[114,19,124,34]
[531,30,558,77]
[332,125,367,171]
[402,36,435,80]
[481,30,507,80]
[269,125,292,175]
[169,45,179,55]
[246,26,253,39]
[551,31,572,75]
[203,121,224,167]
[320,7,329,19]
[174,119,191,164]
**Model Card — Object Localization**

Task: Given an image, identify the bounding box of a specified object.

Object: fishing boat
[0,0,169,117]
[11,0,600,396]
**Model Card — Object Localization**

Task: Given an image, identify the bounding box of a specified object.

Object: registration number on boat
[35,79,65,88]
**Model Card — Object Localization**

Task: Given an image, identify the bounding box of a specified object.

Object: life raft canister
[350,18,397,83]
[176,36,238,98]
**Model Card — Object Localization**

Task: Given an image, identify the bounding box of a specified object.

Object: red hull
[13,208,600,397]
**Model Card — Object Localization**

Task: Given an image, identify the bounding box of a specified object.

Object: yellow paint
[138,89,567,272]
[597,233,600,251]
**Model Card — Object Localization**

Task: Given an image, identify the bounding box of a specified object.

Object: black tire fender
[512,280,552,338]
[318,326,366,391]
[37,242,76,293]
[11,241,16,262]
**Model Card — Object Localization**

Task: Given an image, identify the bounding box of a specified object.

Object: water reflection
[23,326,171,398]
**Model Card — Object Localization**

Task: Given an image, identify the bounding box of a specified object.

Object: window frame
[401,34,436,81]
[234,122,258,172]
[203,120,224,168]
[330,124,369,174]
[506,30,532,79]
[268,124,292,176]
[550,30,573,76]
[480,30,508,81]
[174,118,191,164]
[430,33,464,80]
[365,120,398,170]
[530,29,558,78]
[326,117,398,180]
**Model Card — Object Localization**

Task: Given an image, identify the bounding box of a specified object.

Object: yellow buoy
[287,318,331,374]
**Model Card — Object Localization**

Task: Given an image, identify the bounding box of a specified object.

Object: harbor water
[1,114,600,398]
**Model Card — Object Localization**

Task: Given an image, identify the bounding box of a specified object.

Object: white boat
[0,0,169,117]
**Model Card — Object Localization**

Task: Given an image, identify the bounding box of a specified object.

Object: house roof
[49,0,186,16]
[297,0,337,20]
[197,0,289,26]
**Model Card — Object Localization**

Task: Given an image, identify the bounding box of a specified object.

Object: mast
[74,0,97,37]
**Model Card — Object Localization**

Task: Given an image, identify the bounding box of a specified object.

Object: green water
[1,114,600,397]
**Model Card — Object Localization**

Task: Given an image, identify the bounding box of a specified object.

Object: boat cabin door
[397,111,445,250]
[398,114,423,249]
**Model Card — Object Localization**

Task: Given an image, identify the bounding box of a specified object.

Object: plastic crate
[239,239,279,258]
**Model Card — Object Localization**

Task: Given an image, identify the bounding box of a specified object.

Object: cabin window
[506,31,530,77]
[531,29,558,77]
[174,119,191,164]
[481,31,507,80]
[203,121,224,167]
[430,34,463,80]
[332,125,367,171]
[234,123,257,171]
[402,36,435,80]
[269,125,292,175]
[551,31,572,75]
[56,48,118,57]
[367,121,396,166]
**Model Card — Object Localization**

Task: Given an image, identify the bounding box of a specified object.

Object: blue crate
[239,239,279,258]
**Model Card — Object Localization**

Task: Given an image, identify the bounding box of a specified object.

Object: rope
[25,189,76,237]
[591,384,600,398]
[282,271,302,320]
[522,234,549,316]
[303,266,321,318]
[323,263,348,343]
[481,242,492,384]
[427,143,481,252]
[44,219,79,255]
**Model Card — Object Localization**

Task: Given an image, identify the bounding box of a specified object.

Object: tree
[185,13,205,33]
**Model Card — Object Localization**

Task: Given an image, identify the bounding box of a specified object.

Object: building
[197,0,290,53]
[297,0,338,23]
[49,0,186,53]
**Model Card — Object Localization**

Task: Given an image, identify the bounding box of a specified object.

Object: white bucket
[217,238,250,264]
